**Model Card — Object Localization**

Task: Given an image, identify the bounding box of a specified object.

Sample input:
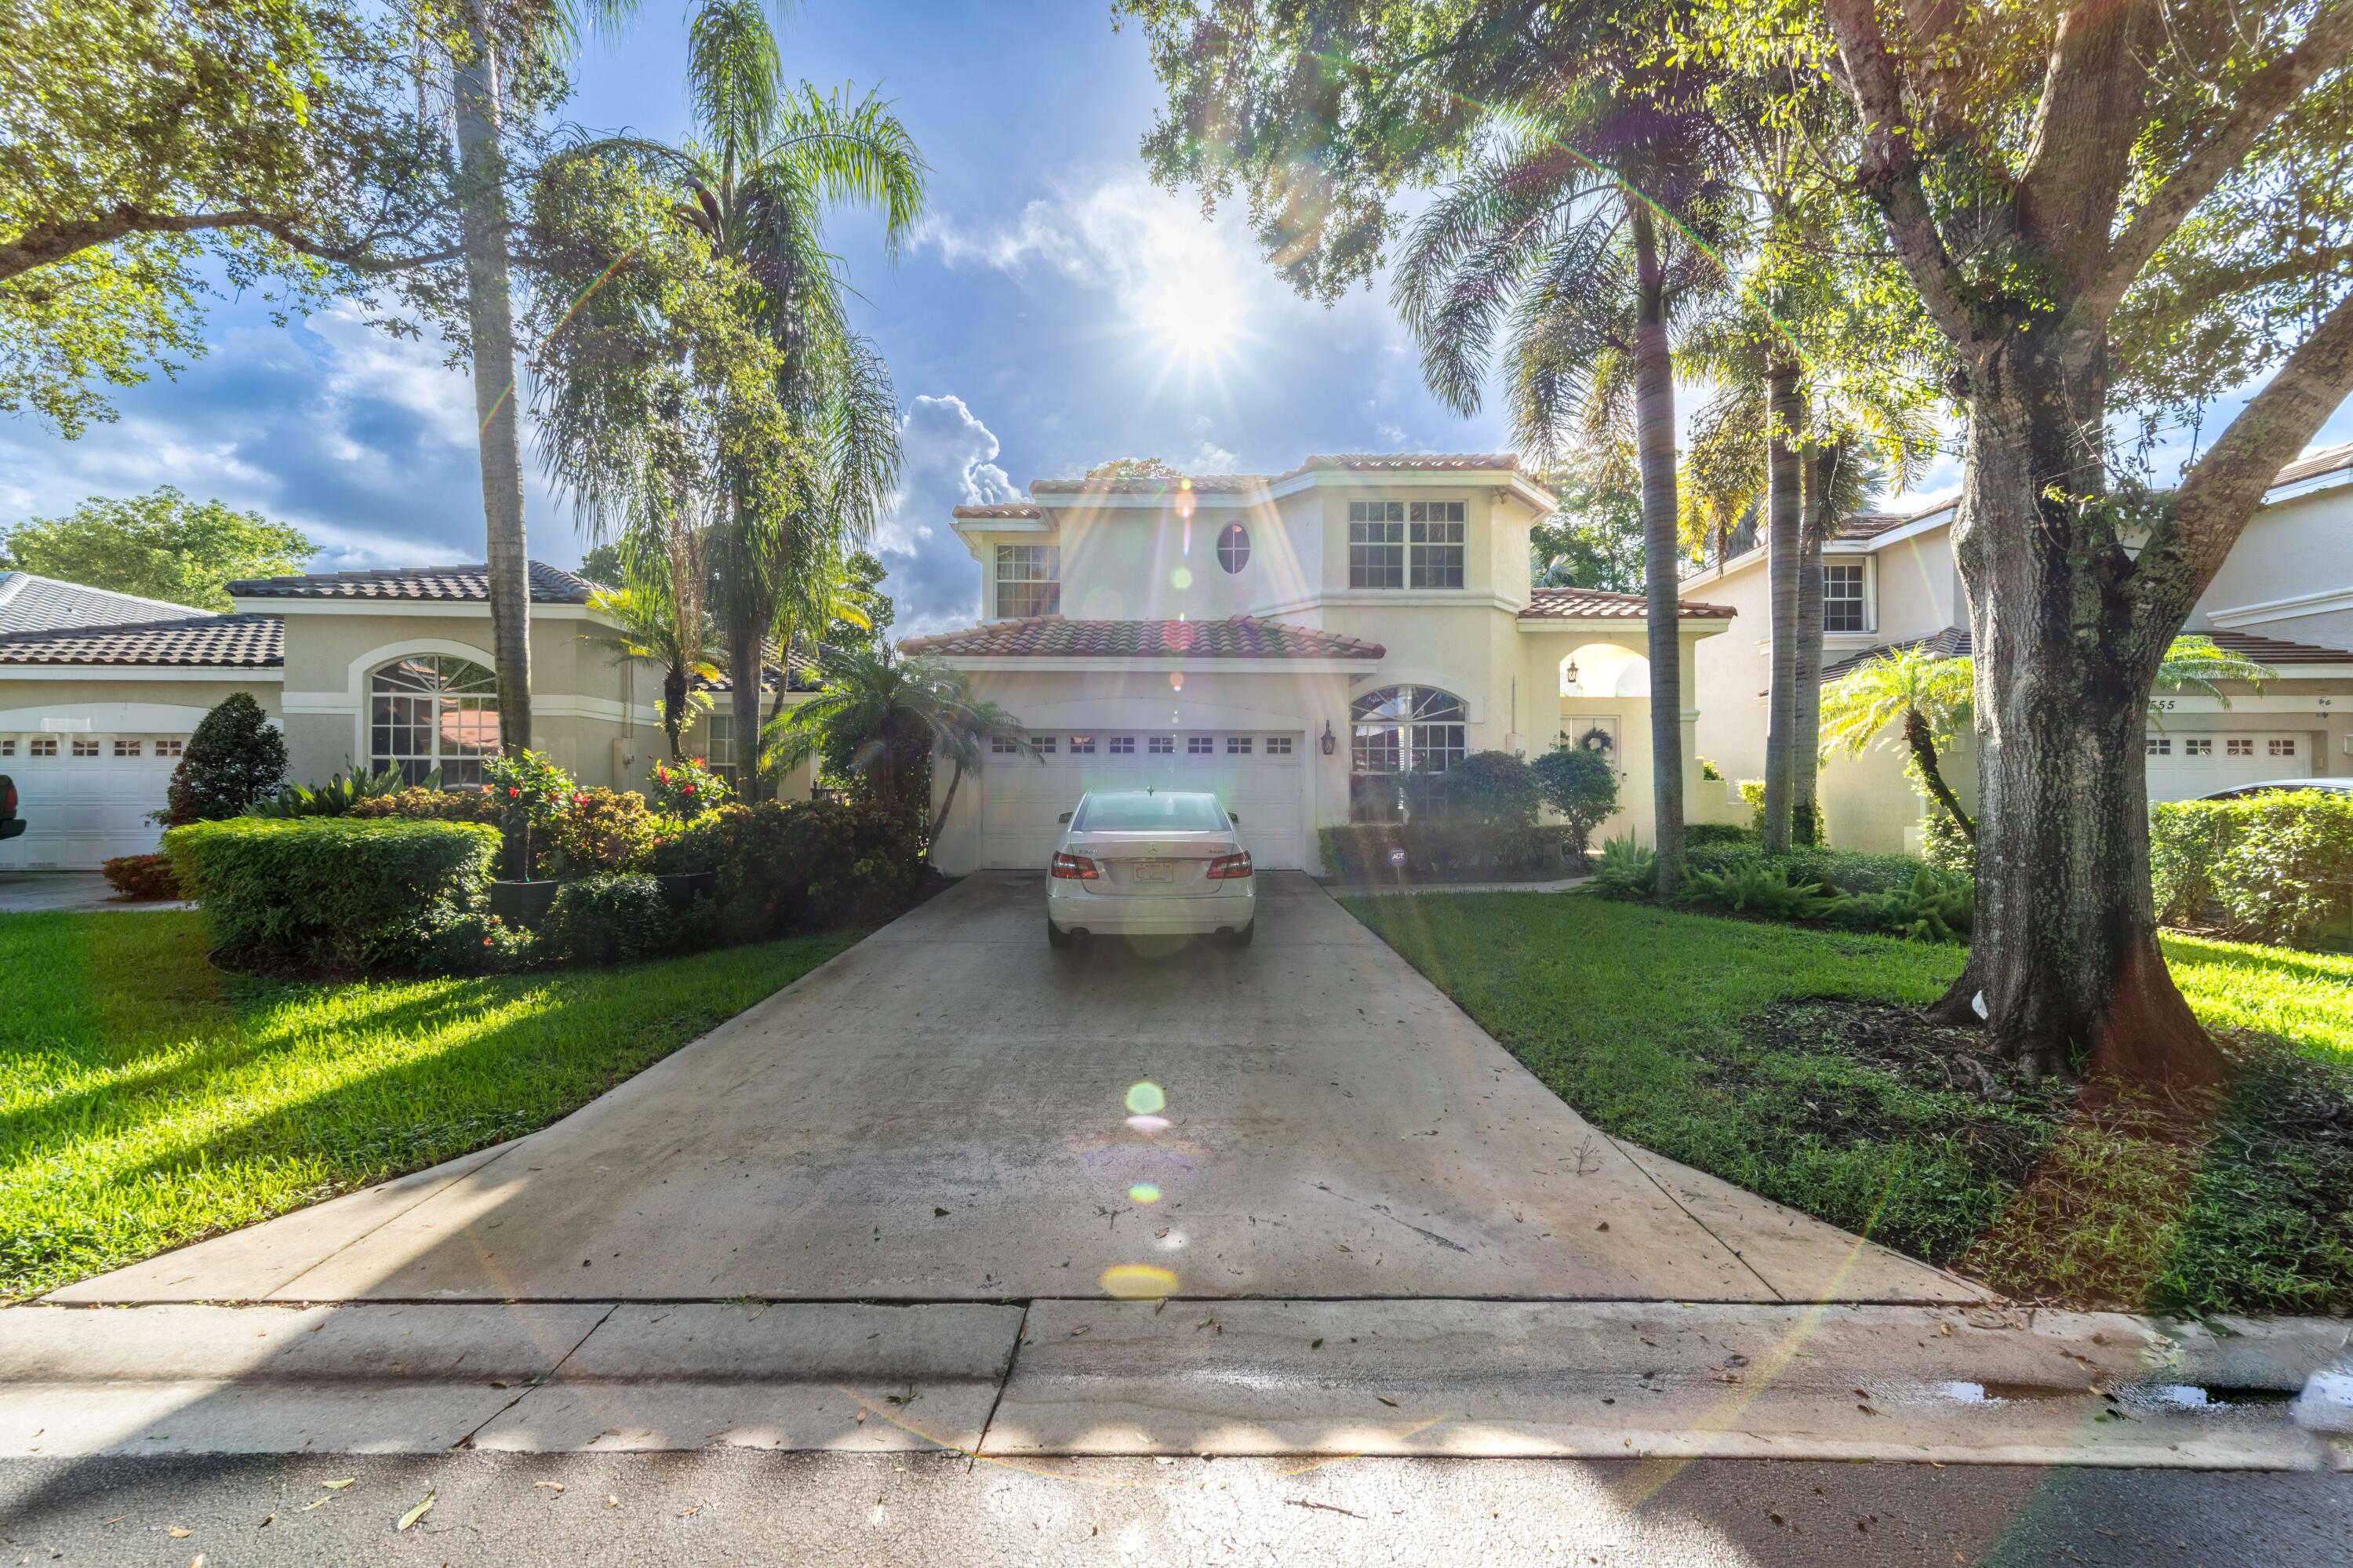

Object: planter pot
[657,870,715,914]
[488,879,561,930]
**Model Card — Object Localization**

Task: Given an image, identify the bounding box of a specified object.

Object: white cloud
[875,394,1022,637]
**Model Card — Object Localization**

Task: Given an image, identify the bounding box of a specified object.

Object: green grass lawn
[1342,892,2353,1316]
[0,910,860,1298]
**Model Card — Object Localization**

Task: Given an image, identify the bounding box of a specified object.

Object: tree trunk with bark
[1933,340,2217,1084]
[1791,442,1834,846]
[1760,362,1803,853]
[661,662,688,759]
[1903,708,1973,840]
[1628,202,1685,893]
[726,610,767,802]
[453,20,532,754]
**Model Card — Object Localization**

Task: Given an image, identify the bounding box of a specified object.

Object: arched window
[1349,684,1467,822]
[371,654,498,786]
[1216,522,1251,573]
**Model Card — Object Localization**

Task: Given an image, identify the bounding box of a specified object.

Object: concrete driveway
[0,872,188,913]
[55,873,1974,1306]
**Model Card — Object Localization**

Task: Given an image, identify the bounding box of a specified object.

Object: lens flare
[1125,1114,1170,1133]
[1100,1264,1180,1299]
[1172,566,1194,590]
[1125,1081,1166,1115]
[1129,1182,1162,1204]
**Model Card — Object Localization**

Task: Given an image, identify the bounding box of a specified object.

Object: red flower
[507,786,519,798]
[482,937,494,947]
[684,784,696,794]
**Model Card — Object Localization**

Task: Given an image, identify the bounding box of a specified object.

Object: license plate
[1132,861,1175,882]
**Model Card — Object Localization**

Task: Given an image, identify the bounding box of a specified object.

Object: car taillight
[1050,852,1100,880]
[1206,851,1253,880]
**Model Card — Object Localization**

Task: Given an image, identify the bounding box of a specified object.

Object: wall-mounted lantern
[1320,720,1337,756]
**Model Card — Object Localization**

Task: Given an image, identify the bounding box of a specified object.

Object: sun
[1136,253,1247,366]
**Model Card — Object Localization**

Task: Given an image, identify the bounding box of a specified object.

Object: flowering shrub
[648,755,729,820]
[101,853,181,900]
[421,909,533,974]
[482,750,576,878]
[649,798,924,938]
[545,788,673,875]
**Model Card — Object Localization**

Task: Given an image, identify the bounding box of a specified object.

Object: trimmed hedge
[2151,792,2353,947]
[649,798,926,940]
[167,817,502,973]
[1319,822,1574,882]
[541,873,675,965]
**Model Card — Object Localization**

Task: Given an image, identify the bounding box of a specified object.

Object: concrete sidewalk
[2,1298,2344,1469]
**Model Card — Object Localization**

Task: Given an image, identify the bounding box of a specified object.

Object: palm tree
[1820,637,2274,843]
[584,0,924,801]
[763,649,1034,842]
[1393,85,1733,893]
[590,578,726,760]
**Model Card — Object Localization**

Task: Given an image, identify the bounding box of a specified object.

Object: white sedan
[1046,789,1256,948]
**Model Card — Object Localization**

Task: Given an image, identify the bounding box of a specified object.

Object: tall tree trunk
[662,663,687,759]
[1935,340,2220,1085]
[929,759,965,847]
[1903,709,1973,839]
[1791,443,1833,846]
[1760,361,1803,853]
[453,20,531,754]
[726,611,766,801]
[1628,202,1685,893]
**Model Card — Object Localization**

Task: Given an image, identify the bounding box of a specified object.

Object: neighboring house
[906,454,1737,875]
[0,561,813,870]
[1681,441,2353,854]
[0,571,216,636]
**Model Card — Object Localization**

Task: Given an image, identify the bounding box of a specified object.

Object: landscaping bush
[420,910,533,974]
[483,750,575,877]
[248,764,418,819]
[1919,809,1975,877]
[1676,863,1836,922]
[2151,792,2353,947]
[540,874,675,965]
[167,817,502,973]
[1685,842,1928,897]
[1829,865,1975,944]
[546,788,672,875]
[1735,777,1766,831]
[1587,835,1657,897]
[164,692,286,824]
[649,798,926,938]
[1319,822,1573,882]
[647,755,730,820]
[351,787,508,826]
[1685,821,1759,848]
[100,853,180,900]
[1531,746,1618,867]
[1443,750,1542,827]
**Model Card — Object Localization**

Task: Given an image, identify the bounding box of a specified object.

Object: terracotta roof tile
[898,615,1384,660]
[949,502,1045,518]
[2272,439,2353,490]
[1524,588,1737,621]
[227,561,596,603]
[1818,624,2351,683]
[0,572,214,635]
[0,613,284,668]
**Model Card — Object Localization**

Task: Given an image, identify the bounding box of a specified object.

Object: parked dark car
[0,774,23,842]
[2189,778,2353,802]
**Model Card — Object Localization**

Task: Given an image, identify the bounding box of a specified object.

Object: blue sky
[3,0,2348,634]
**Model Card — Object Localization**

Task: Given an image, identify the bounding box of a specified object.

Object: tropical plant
[647,755,730,820]
[0,489,315,610]
[568,0,923,801]
[483,749,576,877]
[1835,868,1975,945]
[1587,835,1659,899]
[763,649,1030,840]
[248,765,425,819]
[591,581,726,759]
[1532,745,1620,868]
[1677,863,1837,922]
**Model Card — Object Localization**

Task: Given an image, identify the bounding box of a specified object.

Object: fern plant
[1587,835,1657,898]
[1678,864,1836,921]
[1835,867,1975,943]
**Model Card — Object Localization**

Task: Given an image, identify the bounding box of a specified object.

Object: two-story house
[1680,440,2353,854]
[905,454,1738,875]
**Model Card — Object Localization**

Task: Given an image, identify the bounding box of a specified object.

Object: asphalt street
[2,1451,2347,1567]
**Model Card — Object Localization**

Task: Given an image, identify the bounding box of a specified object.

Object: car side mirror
[1058,811,1073,824]
[1229,811,1241,824]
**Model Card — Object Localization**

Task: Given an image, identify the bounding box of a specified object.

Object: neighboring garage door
[0,733,186,869]
[2144,730,2311,802]
[977,729,1307,871]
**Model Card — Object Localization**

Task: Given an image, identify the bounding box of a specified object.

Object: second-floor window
[1349,500,1465,588]
[1824,561,1867,632]
[995,544,1060,619]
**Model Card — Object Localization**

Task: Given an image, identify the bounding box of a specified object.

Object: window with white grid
[1408,500,1465,588]
[113,739,140,758]
[994,545,1060,619]
[1347,500,1405,588]
[30,737,56,757]
[1032,734,1056,754]
[0,739,12,756]
[155,738,184,758]
[1148,735,1173,755]
[2270,737,2297,757]
[1266,736,1293,755]
[1226,736,1253,755]
[1109,736,1135,754]
[1824,562,1867,633]
[1187,734,1213,755]
[991,734,1019,755]
[2227,737,2253,756]
[2184,738,2212,756]
[1070,735,1096,754]
[2146,737,2171,755]
[71,737,99,757]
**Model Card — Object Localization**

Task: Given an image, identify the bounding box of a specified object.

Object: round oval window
[1217,522,1250,573]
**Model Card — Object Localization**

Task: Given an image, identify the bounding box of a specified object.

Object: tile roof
[227,560,597,603]
[950,502,1045,519]
[1817,624,2352,682]
[0,572,213,635]
[699,640,825,693]
[1023,453,1551,497]
[0,613,284,668]
[1524,588,1737,621]
[1028,474,1271,496]
[1278,453,1535,479]
[898,615,1385,660]
[2272,439,2353,490]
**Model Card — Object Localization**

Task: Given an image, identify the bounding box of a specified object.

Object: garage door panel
[0,737,184,868]
[2144,730,2311,802]
[976,729,1305,871]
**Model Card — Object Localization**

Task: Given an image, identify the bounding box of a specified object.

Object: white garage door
[0,733,186,869]
[977,729,1307,871]
[2144,730,2310,802]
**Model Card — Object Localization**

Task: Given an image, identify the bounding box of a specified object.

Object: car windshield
[1073,792,1228,833]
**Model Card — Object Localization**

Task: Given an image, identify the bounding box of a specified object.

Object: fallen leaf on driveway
[534,1482,566,1493]
[607,1494,621,1507]
[321,1478,355,1490]
[1376,1395,1400,1407]
[396,1492,435,1531]
[169,1526,192,1537]
[300,1498,334,1512]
